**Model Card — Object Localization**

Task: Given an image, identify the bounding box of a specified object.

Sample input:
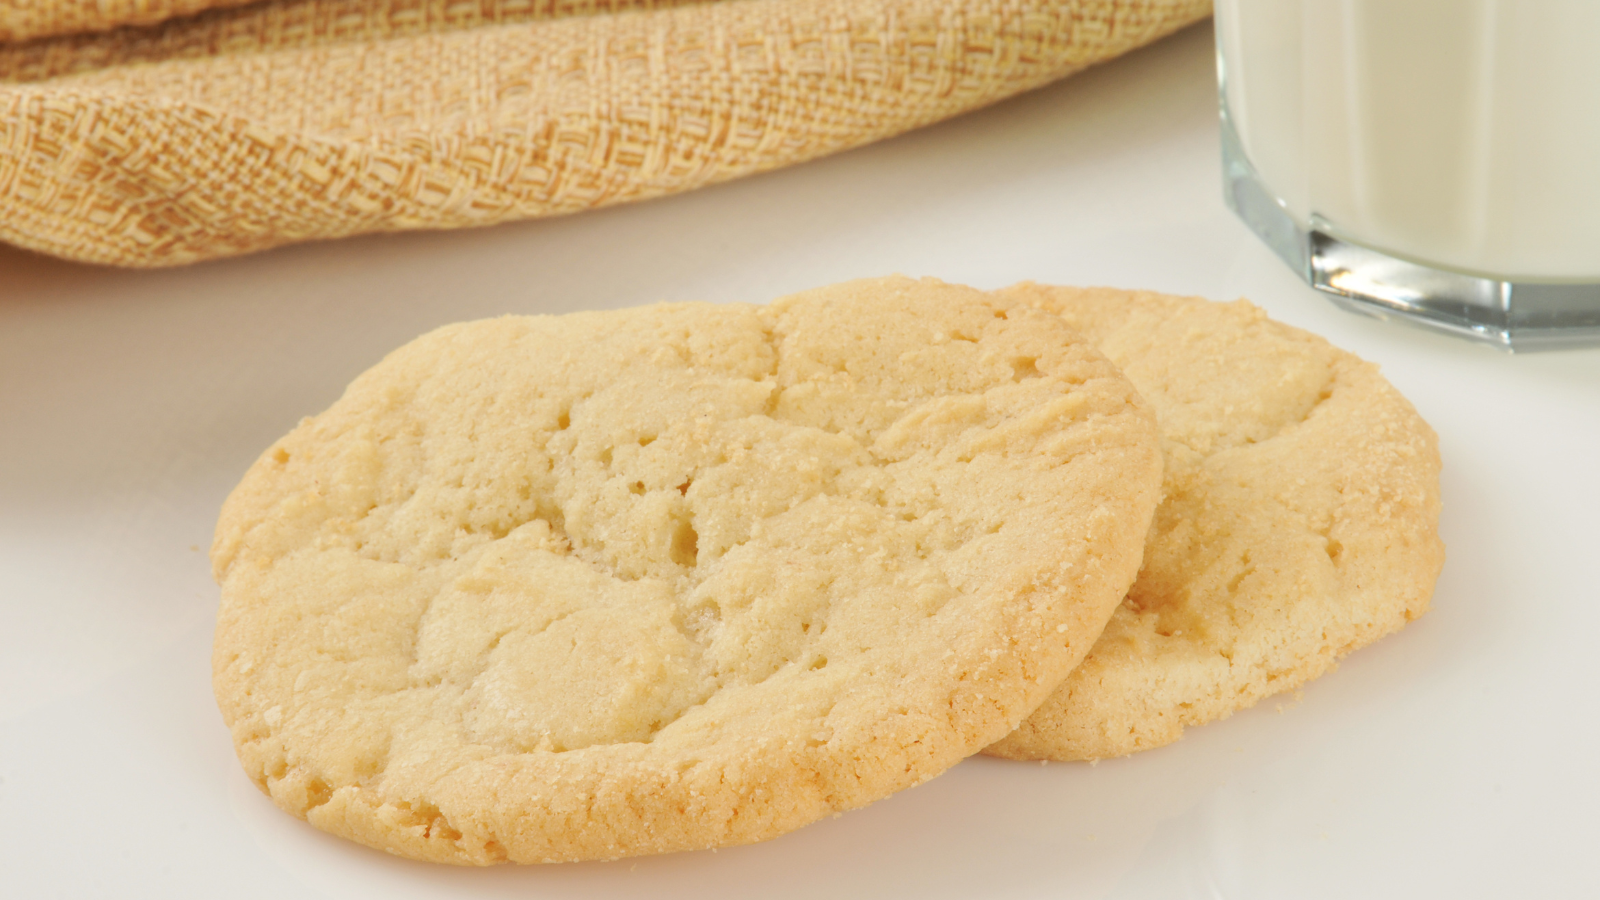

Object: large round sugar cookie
[211,277,1162,862]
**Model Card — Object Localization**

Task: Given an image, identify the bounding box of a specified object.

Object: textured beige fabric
[0,0,1210,266]
[2,0,258,43]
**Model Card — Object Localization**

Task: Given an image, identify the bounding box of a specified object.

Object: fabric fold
[3,0,264,43]
[0,0,1210,267]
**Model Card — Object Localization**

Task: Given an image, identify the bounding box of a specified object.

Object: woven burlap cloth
[0,0,1209,267]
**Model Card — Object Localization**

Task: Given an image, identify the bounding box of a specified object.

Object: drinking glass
[1216,0,1600,350]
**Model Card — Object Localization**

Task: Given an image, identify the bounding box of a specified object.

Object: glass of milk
[1216,0,1600,350]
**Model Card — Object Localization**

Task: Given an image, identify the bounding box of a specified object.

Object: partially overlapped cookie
[210,277,1164,864]
[985,285,1445,761]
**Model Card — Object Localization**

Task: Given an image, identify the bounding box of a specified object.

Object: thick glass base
[1221,115,1600,352]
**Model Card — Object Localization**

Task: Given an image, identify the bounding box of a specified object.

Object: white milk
[1217,0,1600,281]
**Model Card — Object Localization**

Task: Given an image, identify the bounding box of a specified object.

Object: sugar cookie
[211,277,1162,862]
[986,285,1443,761]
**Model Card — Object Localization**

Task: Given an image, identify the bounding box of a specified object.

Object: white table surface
[4,21,1599,899]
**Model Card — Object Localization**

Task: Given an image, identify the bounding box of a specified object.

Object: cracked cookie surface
[984,285,1444,762]
[210,276,1162,863]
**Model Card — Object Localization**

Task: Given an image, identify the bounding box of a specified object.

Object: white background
[3,22,1598,898]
